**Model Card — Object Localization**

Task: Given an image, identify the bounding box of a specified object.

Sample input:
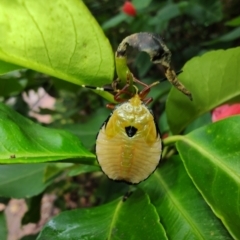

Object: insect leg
[113,83,135,102]
[106,83,134,109]
[165,68,192,100]
[138,81,159,100]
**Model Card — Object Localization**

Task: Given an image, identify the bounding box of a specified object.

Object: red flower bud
[212,103,240,122]
[122,1,137,16]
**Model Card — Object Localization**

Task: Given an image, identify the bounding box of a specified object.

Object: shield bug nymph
[81,32,192,184]
[83,80,162,184]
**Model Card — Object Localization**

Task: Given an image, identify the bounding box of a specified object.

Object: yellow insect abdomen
[96,95,162,184]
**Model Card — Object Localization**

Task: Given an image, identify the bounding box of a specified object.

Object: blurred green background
[1,1,240,238]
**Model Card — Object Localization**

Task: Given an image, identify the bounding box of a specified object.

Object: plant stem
[163,135,183,146]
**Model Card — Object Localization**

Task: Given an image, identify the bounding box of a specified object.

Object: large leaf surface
[37,190,167,240]
[166,47,240,134]
[140,156,232,240]
[177,116,240,239]
[0,103,95,163]
[0,164,48,198]
[0,0,114,87]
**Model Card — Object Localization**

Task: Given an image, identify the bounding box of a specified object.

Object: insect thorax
[112,95,154,136]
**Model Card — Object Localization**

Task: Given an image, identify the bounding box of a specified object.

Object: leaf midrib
[107,199,123,240]
[154,171,205,239]
[180,137,240,183]
[0,153,94,159]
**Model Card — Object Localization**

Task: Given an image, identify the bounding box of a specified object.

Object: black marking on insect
[125,126,138,137]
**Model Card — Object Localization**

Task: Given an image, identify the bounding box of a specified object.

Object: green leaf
[150,3,180,24]
[0,103,95,163]
[167,47,240,134]
[0,0,114,87]
[204,27,240,45]
[102,13,127,30]
[158,111,169,134]
[184,112,212,134]
[0,77,27,97]
[225,16,240,27]
[0,164,48,198]
[44,163,73,182]
[186,1,223,25]
[0,212,7,240]
[37,190,167,240]
[0,60,22,74]
[62,108,111,150]
[68,164,100,177]
[140,156,232,240]
[177,116,240,239]
[132,0,152,10]
[216,27,240,42]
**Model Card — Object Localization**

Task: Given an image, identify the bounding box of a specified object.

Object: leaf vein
[22,2,53,68]
[155,171,206,239]
[107,200,123,240]
[64,4,78,71]
[182,138,240,183]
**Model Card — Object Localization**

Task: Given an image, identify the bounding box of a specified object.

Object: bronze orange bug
[82,32,192,184]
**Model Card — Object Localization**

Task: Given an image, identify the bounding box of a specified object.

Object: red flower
[212,103,240,122]
[122,1,137,16]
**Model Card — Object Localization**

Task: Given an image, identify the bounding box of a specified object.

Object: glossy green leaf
[177,116,240,239]
[0,164,48,198]
[37,190,167,240]
[167,47,240,134]
[0,0,114,87]
[140,156,232,240]
[0,212,7,240]
[0,103,95,163]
